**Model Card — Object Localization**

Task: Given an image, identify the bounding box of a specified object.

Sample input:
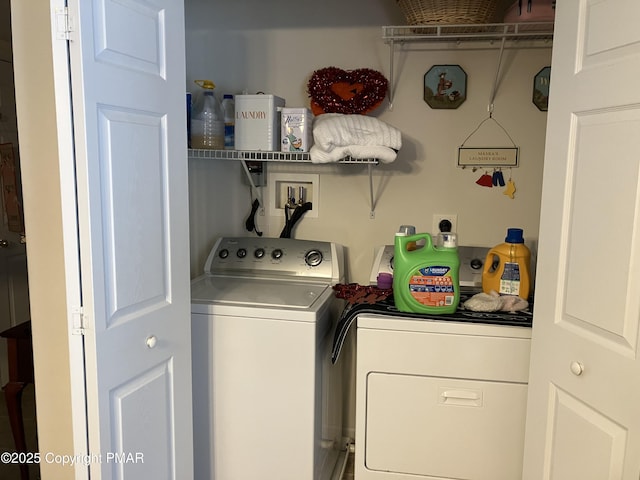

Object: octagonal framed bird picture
[424,65,467,109]
[533,66,551,111]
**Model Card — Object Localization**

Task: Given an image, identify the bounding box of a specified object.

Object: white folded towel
[463,290,529,313]
[310,113,402,164]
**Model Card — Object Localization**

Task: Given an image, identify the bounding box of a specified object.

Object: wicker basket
[396,0,500,25]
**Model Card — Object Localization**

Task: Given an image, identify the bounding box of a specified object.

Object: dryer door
[365,372,527,479]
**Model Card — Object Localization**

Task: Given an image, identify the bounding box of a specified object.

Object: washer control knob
[237,248,247,258]
[254,248,265,259]
[570,361,584,376]
[470,258,483,270]
[305,249,323,267]
[272,249,283,260]
[218,249,229,259]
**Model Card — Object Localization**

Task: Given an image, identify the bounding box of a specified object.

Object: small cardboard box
[235,94,286,151]
[281,108,313,152]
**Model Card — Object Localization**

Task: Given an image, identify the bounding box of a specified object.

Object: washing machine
[353,245,533,480]
[191,236,345,480]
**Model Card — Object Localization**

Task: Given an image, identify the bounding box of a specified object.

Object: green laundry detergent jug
[393,232,460,314]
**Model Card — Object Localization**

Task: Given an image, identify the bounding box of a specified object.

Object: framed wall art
[424,65,467,110]
[533,66,551,111]
[0,143,24,233]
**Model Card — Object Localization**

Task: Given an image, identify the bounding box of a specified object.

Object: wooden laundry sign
[457,147,519,168]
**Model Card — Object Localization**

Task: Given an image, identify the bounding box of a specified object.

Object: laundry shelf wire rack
[188,149,379,164]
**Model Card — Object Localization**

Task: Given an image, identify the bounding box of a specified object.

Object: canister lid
[439,232,457,248]
[505,228,524,243]
[397,225,416,236]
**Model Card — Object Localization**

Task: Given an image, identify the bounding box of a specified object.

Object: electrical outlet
[432,214,458,235]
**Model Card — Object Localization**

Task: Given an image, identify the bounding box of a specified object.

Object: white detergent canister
[281,107,313,152]
[235,94,286,151]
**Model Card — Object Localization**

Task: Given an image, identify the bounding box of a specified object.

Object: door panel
[523,0,640,478]
[547,385,627,480]
[97,107,169,327]
[111,360,175,478]
[68,0,192,478]
[562,110,640,354]
[93,0,166,76]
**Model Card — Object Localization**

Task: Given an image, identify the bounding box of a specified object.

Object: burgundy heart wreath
[307,67,388,116]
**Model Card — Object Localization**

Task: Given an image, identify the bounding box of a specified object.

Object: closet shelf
[382,22,554,107]
[382,22,554,44]
[188,149,379,165]
[189,148,381,219]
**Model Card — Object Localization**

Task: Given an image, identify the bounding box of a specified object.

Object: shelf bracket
[240,159,264,209]
[488,26,509,115]
[368,163,376,219]
[388,38,395,109]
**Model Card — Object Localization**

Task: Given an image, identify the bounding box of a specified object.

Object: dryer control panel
[204,236,344,283]
[369,245,489,288]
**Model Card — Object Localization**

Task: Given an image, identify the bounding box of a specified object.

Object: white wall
[188,159,246,276]
[185,0,551,284]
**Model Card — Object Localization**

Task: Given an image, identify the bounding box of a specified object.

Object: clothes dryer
[351,245,533,479]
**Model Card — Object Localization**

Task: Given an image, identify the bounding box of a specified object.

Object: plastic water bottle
[191,80,224,149]
[221,94,235,149]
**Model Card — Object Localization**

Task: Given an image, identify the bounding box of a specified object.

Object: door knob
[0,239,9,248]
[570,361,584,376]
[145,335,157,349]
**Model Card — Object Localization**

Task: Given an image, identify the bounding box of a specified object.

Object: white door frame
[50,1,90,477]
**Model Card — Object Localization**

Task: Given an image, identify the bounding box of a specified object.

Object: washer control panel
[205,237,343,282]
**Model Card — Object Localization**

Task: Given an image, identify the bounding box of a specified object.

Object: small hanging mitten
[503,178,516,199]
[476,172,493,187]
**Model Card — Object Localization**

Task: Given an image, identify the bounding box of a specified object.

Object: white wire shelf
[383,22,553,107]
[188,149,379,165]
[382,22,554,43]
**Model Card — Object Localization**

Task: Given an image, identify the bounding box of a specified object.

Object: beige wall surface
[185,0,551,284]
[11,0,76,478]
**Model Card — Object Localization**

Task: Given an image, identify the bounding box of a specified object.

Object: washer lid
[191,275,331,309]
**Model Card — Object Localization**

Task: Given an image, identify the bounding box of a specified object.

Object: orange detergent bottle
[482,228,532,299]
